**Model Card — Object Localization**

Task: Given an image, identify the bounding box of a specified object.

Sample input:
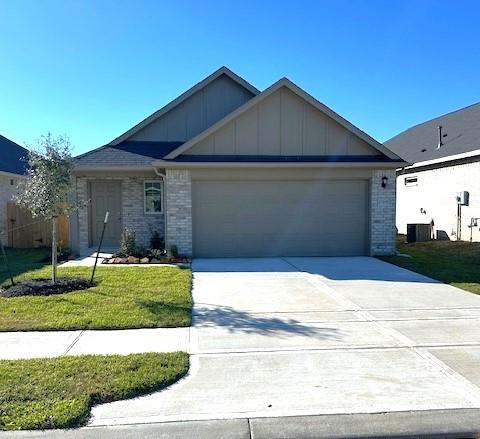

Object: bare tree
[15,133,74,283]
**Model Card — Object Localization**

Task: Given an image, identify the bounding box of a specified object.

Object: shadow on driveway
[193,305,343,339]
[193,256,439,283]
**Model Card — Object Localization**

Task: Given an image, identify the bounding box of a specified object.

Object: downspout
[154,167,167,248]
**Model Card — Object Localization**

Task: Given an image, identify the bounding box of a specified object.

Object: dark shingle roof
[385,102,480,164]
[0,135,28,175]
[74,141,183,168]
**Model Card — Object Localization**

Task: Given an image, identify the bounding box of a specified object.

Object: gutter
[151,160,409,169]
[0,170,27,179]
[398,149,480,175]
[73,165,154,172]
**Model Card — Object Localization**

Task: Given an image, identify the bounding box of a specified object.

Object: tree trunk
[52,214,58,284]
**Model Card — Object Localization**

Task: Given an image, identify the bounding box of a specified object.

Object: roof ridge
[387,101,480,143]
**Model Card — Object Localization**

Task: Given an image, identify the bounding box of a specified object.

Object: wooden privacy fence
[6,202,69,248]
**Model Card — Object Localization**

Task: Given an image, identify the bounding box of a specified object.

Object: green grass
[0,247,50,282]
[0,352,189,430]
[0,248,192,331]
[380,235,480,295]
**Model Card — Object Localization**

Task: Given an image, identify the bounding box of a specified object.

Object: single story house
[70,67,407,257]
[386,102,480,242]
[0,135,28,245]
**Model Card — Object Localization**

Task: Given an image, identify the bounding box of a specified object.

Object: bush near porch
[0,248,192,331]
[380,235,480,295]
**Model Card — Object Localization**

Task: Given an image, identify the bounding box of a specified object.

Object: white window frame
[144,180,164,214]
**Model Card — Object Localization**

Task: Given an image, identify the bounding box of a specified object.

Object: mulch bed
[102,256,190,265]
[0,277,91,298]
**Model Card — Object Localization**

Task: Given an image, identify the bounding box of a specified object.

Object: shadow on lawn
[193,305,343,339]
[0,248,50,286]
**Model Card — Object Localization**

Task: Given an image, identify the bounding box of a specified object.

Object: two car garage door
[192,179,369,257]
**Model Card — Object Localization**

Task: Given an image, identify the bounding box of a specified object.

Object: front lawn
[380,235,480,295]
[0,247,50,282]
[0,249,192,331]
[0,352,189,430]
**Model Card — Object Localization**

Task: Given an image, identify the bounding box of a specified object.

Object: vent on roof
[437,125,448,149]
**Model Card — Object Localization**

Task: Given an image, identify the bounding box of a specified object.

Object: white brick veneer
[165,169,192,256]
[370,169,397,255]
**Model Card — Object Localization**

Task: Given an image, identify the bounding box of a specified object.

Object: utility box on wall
[456,191,469,206]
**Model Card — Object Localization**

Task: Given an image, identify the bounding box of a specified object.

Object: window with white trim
[144,180,163,214]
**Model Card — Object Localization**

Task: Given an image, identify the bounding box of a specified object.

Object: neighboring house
[0,135,28,245]
[70,66,406,257]
[386,102,480,242]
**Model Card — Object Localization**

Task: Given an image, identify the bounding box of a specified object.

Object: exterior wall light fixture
[381,176,388,188]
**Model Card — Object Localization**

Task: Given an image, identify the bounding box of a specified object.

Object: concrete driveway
[90,257,480,428]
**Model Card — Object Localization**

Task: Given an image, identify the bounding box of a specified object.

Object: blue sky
[1,0,479,155]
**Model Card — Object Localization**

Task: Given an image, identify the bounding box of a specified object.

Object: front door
[90,181,122,247]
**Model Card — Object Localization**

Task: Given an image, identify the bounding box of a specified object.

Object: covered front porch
[69,170,165,256]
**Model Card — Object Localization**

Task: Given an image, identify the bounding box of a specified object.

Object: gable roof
[109,66,260,146]
[0,134,28,175]
[385,102,480,164]
[164,78,405,162]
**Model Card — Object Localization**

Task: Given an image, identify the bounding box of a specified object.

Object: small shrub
[120,229,136,255]
[150,231,164,250]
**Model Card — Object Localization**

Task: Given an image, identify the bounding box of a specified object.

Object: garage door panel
[192,180,368,257]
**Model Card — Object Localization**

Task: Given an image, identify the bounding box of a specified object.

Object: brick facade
[370,169,397,255]
[75,176,164,254]
[73,168,397,257]
[165,169,192,256]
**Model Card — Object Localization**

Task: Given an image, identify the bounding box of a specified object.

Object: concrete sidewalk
[0,327,189,359]
[2,410,480,438]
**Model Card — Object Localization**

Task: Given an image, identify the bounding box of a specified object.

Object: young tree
[15,133,74,283]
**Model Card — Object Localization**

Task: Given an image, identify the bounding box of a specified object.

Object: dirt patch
[0,278,91,298]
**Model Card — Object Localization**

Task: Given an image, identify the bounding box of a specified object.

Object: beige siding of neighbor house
[185,87,380,156]
[129,74,254,143]
[397,161,480,242]
[0,174,20,245]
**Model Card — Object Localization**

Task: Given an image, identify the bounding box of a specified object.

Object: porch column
[165,169,192,256]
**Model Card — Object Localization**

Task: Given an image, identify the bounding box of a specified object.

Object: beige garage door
[192,179,369,257]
